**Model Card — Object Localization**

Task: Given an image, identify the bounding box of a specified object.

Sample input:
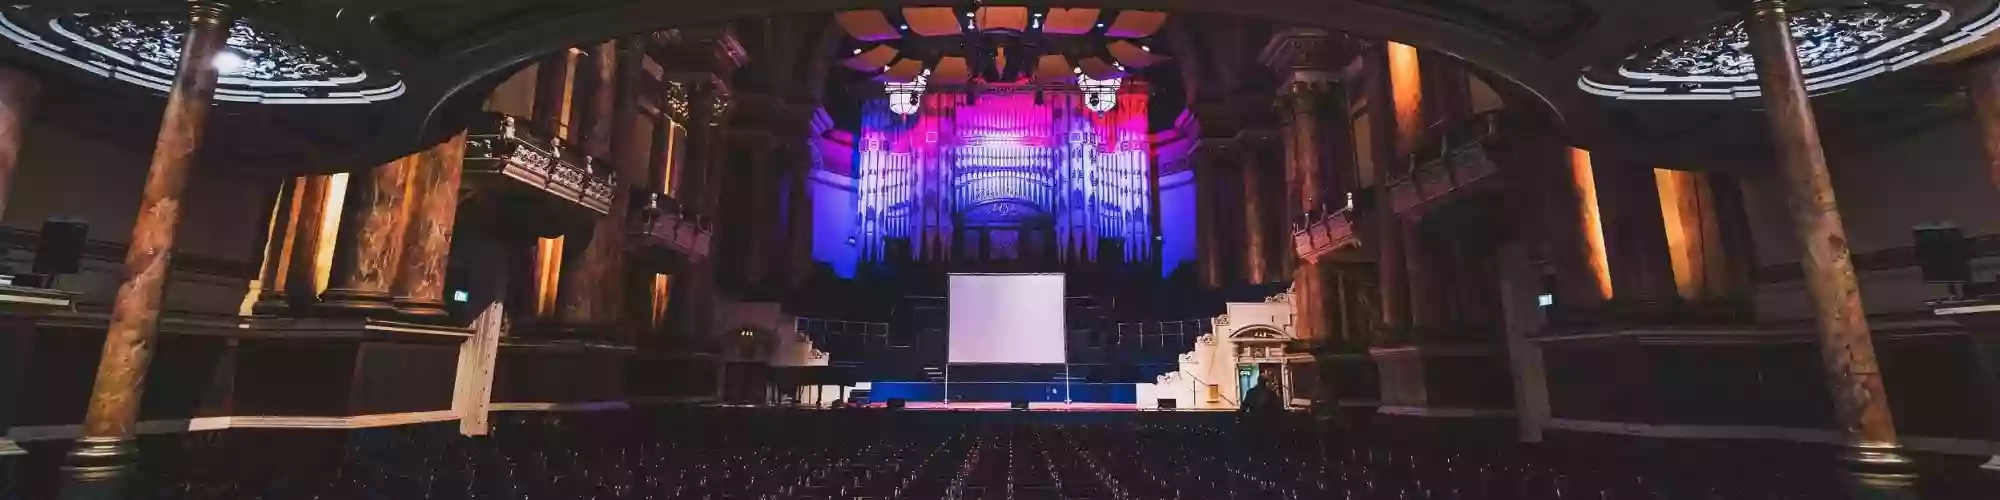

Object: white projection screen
[947,273,1067,364]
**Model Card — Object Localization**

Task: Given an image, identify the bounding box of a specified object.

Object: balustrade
[628,189,714,262]
[1292,190,1360,262]
[462,113,619,217]
[1384,112,1503,215]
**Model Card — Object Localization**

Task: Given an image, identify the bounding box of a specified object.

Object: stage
[856,401,1200,411]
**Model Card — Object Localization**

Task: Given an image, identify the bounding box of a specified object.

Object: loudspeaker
[33,219,87,275]
[886,398,906,409]
[1157,398,1178,410]
[1914,225,1971,283]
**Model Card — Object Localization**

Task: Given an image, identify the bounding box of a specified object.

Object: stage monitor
[947,273,1067,364]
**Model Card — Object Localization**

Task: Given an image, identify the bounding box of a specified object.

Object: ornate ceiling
[4,0,1996,175]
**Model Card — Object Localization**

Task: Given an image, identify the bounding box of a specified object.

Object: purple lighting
[851,83,1153,264]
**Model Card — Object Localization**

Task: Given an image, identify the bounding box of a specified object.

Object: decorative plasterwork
[1580,3,1977,101]
[1364,0,1596,44]
[0,8,404,105]
[1259,28,1342,84]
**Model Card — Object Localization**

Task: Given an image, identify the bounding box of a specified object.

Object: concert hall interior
[6,0,2000,498]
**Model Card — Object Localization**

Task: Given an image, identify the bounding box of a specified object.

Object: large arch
[3,0,1736,171]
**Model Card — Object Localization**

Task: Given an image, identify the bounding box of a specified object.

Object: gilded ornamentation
[661,81,691,124]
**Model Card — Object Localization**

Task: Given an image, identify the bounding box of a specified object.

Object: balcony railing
[1384,112,1502,215]
[1292,191,1361,262]
[629,191,713,261]
[463,113,618,215]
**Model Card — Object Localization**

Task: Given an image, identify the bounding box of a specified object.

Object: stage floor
[856,401,1226,412]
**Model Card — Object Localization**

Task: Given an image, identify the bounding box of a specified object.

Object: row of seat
[9,407,1994,499]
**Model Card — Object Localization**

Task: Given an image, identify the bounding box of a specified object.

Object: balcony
[462,113,618,227]
[628,191,714,262]
[1292,192,1361,263]
[1385,112,1503,215]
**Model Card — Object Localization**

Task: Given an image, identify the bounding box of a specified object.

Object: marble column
[0,67,38,221]
[1744,0,1915,489]
[252,177,301,315]
[319,157,415,316]
[1240,135,1275,284]
[533,50,576,140]
[786,141,815,289]
[1975,58,2000,192]
[555,37,643,334]
[65,2,229,494]
[1531,140,1607,311]
[1596,159,1677,304]
[280,175,334,313]
[1195,141,1228,288]
[1402,217,1439,337]
[390,132,469,320]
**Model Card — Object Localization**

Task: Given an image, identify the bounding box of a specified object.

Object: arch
[372,0,1600,171]
[1228,325,1291,341]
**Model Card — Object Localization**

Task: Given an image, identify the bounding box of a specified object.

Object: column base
[1839,442,1920,496]
[60,435,138,499]
[250,293,290,316]
[316,289,397,317]
[392,297,451,322]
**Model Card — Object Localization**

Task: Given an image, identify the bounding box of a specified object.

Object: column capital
[1260,27,1345,86]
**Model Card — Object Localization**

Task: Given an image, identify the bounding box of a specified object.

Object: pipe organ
[851,84,1153,267]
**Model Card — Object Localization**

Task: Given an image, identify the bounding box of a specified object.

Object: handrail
[634,191,712,232]
[1395,111,1501,182]
[1294,190,1357,232]
[1183,372,1239,406]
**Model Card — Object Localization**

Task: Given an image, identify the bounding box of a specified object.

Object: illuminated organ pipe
[852,82,1150,264]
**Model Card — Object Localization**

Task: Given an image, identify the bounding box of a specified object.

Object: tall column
[1267,27,1340,342]
[1957,43,2000,476]
[251,178,301,314]
[1974,58,2000,192]
[390,132,469,320]
[318,157,415,316]
[1596,159,1677,303]
[64,2,230,494]
[1240,134,1274,284]
[533,50,576,140]
[1402,218,1439,337]
[0,67,38,220]
[1195,141,1228,288]
[556,42,635,333]
[1744,0,1915,489]
[778,139,814,289]
[280,174,334,313]
[1368,43,1412,334]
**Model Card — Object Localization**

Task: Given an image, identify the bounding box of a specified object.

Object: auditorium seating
[10,407,1993,498]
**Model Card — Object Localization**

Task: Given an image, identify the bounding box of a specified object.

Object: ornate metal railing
[1292,191,1360,262]
[1384,111,1502,215]
[462,113,617,214]
[629,191,713,260]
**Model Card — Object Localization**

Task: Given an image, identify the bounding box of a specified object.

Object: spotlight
[965,12,974,18]
[1096,23,1105,28]
[900,24,909,30]
[853,48,864,55]
[212,49,246,74]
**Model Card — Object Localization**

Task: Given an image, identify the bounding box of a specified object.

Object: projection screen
[947,273,1067,364]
